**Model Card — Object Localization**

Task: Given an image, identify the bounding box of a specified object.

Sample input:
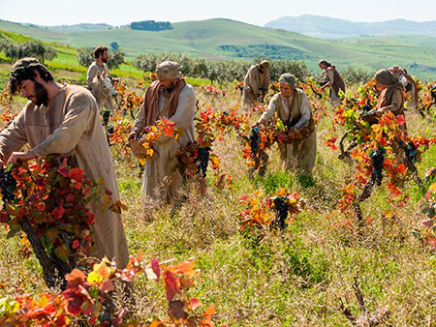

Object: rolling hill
[265,15,436,39]
[0,18,435,79]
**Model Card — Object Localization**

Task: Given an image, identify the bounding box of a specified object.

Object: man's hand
[7,151,38,166]
[376,109,385,117]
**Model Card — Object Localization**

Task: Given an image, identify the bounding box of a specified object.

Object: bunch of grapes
[272,196,290,230]
[197,146,211,178]
[371,149,385,186]
[0,168,16,209]
[249,127,260,156]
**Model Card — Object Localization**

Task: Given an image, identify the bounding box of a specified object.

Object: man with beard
[130,61,196,206]
[87,46,115,112]
[242,60,270,108]
[0,58,130,269]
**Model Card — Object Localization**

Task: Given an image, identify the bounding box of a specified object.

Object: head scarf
[278,73,297,88]
[374,69,403,107]
[156,61,181,79]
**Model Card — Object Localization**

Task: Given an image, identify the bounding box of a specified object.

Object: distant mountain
[265,15,436,39]
[1,18,435,79]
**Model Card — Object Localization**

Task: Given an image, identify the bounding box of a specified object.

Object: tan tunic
[133,84,197,204]
[87,62,114,111]
[0,85,129,268]
[243,65,270,106]
[261,90,317,174]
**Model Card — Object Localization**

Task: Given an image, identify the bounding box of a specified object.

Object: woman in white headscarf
[256,73,316,175]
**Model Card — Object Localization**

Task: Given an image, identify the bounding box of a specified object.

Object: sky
[1,0,435,26]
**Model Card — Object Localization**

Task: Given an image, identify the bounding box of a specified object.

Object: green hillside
[0,18,435,79]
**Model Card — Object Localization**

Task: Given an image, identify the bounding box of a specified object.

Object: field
[1,18,436,79]
[0,46,435,325]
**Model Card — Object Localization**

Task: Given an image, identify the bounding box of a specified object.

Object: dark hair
[93,46,108,59]
[318,60,332,67]
[8,63,54,94]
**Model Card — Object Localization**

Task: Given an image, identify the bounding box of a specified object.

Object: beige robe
[261,90,317,174]
[0,85,129,268]
[243,65,270,106]
[133,84,196,204]
[87,62,114,111]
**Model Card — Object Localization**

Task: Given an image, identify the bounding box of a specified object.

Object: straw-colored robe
[87,62,114,111]
[133,84,196,204]
[261,89,316,174]
[0,85,129,268]
[243,65,270,106]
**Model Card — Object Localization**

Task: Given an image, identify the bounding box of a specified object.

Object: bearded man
[87,46,115,112]
[130,61,196,205]
[0,58,130,268]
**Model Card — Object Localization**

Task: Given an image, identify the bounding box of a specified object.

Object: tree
[110,42,119,51]
[0,40,57,64]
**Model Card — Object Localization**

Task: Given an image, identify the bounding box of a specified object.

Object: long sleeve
[248,68,260,95]
[260,97,277,123]
[326,69,334,87]
[379,90,403,113]
[157,87,196,143]
[31,94,94,157]
[133,102,145,135]
[294,94,312,128]
[86,65,97,88]
[0,110,28,161]
[262,71,270,90]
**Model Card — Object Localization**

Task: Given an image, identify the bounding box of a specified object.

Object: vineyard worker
[374,69,406,119]
[86,46,115,112]
[130,61,196,205]
[0,58,130,269]
[256,73,316,175]
[374,69,407,164]
[318,60,346,108]
[388,65,419,111]
[242,60,270,108]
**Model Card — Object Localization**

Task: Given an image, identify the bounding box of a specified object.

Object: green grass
[1,18,436,79]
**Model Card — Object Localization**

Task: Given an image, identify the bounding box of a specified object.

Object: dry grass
[0,85,435,326]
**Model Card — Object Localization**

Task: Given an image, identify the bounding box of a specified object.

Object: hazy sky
[1,0,435,26]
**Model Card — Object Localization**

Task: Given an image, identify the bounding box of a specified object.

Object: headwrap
[156,61,181,79]
[278,73,297,88]
[141,78,186,127]
[374,69,403,106]
[260,60,270,69]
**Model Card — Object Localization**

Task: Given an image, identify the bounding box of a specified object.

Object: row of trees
[0,40,56,64]
[130,20,173,31]
[135,53,311,84]
[134,53,373,85]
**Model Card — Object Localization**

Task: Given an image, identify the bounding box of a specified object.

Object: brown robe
[0,85,129,268]
[325,67,345,107]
